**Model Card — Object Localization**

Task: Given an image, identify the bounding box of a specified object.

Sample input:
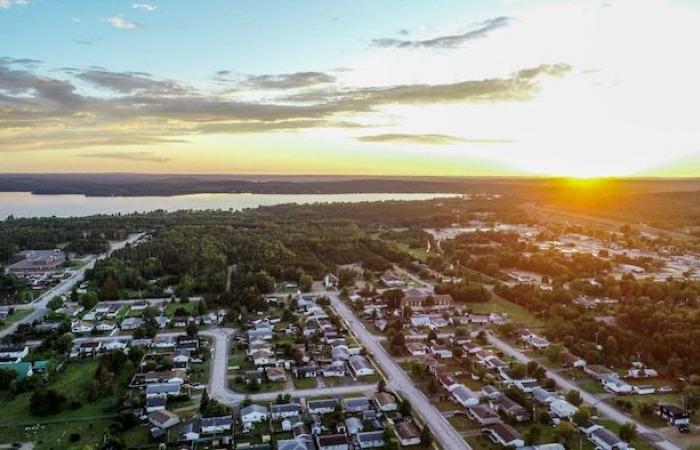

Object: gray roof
[357,431,385,443]
[343,397,370,411]
[307,399,337,410]
[591,427,624,446]
[145,383,180,395]
[272,403,301,413]
[348,355,371,371]
[241,404,268,416]
[201,416,232,427]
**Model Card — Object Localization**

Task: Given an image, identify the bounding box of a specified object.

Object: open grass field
[0,308,33,333]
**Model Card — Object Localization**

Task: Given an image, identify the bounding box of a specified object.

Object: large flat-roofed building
[400,289,453,311]
[8,249,65,274]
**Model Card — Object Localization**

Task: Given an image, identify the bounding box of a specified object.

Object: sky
[1,0,700,178]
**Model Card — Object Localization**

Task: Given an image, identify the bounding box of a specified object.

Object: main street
[328,293,472,450]
[487,334,683,450]
[0,232,146,339]
[201,328,376,406]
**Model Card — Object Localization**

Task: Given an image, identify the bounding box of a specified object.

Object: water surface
[0,192,458,219]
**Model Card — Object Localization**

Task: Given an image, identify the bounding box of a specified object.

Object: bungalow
[394,421,421,447]
[561,351,586,369]
[77,340,102,356]
[307,399,338,415]
[410,315,431,328]
[467,405,501,426]
[633,384,655,395]
[431,345,453,359]
[316,433,349,450]
[657,404,690,426]
[201,416,233,434]
[627,368,659,378]
[357,431,385,449]
[549,399,578,419]
[491,396,530,422]
[278,436,314,450]
[451,385,479,407]
[321,364,345,378]
[176,335,198,349]
[348,355,375,377]
[294,362,319,378]
[482,385,502,400]
[342,397,370,413]
[145,383,181,398]
[584,365,614,381]
[103,339,129,351]
[146,395,167,413]
[154,315,169,329]
[120,317,143,330]
[374,392,398,412]
[95,321,116,332]
[142,369,187,385]
[152,335,176,348]
[0,345,29,361]
[532,387,555,404]
[483,423,525,448]
[248,328,273,341]
[513,378,539,393]
[265,366,287,382]
[462,342,482,355]
[271,403,301,420]
[405,342,427,357]
[345,417,363,435]
[241,404,269,424]
[484,356,508,371]
[252,351,276,367]
[245,370,264,385]
[602,374,633,394]
[430,318,449,329]
[148,409,180,429]
[587,426,629,450]
[71,320,93,334]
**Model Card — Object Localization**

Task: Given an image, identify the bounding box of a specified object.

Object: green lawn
[230,380,285,393]
[600,420,657,450]
[293,377,317,389]
[579,381,606,394]
[0,418,114,450]
[165,301,196,317]
[0,308,34,332]
[468,293,543,327]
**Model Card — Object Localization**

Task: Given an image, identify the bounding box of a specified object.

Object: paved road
[487,334,683,450]
[0,233,146,340]
[201,328,376,406]
[328,293,472,450]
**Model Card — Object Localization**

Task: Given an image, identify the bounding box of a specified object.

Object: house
[278,436,315,450]
[321,364,345,378]
[95,321,115,332]
[394,421,421,446]
[245,370,264,384]
[8,249,65,274]
[467,405,501,426]
[120,317,143,330]
[152,335,176,348]
[248,328,273,341]
[71,320,94,334]
[324,273,339,289]
[374,318,387,332]
[103,339,128,351]
[657,404,690,426]
[307,399,338,415]
[587,426,629,450]
[294,362,319,378]
[513,378,539,393]
[405,342,427,356]
[482,385,502,400]
[357,431,385,449]
[145,383,181,398]
[627,368,658,378]
[316,433,349,450]
[345,417,363,435]
[380,274,405,288]
[410,315,431,328]
[401,289,453,310]
[154,315,169,329]
[271,403,301,420]
[532,387,555,404]
[141,369,187,385]
[241,404,269,424]
[451,385,479,407]
[491,396,530,422]
[431,345,453,359]
[483,423,525,448]
[342,397,370,413]
[0,345,29,361]
[602,374,633,394]
[462,342,482,354]
[265,366,287,382]
[633,384,655,395]
[146,395,167,413]
[561,351,586,368]
[374,392,398,412]
[348,355,375,377]
[584,365,614,381]
[549,399,578,419]
[201,416,233,434]
[148,409,181,429]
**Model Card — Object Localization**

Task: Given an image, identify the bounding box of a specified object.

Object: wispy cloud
[372,16,512,49]
[81,151,172,163]
[73,69,187,95]
[0,0,28,9]
[356,134,515,145]
[106,15,139,29]
[132,3,156,12]
[239,72,336,90]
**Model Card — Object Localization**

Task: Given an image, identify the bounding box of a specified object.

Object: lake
[0,192,459,219]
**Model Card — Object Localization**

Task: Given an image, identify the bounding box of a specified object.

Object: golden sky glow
[1,0,699,177]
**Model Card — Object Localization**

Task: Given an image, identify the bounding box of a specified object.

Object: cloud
[372,16,512,49]
[0,0,28,9]
[106,15,139,29]
[356,134,515,145]
[132,3,156,12]
[75,69,188,95]
[80,150,171,163]
[0,59,569,151]
[241,72,336,90]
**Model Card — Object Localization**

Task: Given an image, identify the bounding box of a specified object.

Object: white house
[71,320,93,334]
[240,404,268,424]
[451,385,479,407]
[271,403,301,420]
[483,423,525,448]
[201,416,233,434]
[634,384,655,395]
[549,399,578,419]
[602,374,633,394]
[348,355,375,377]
